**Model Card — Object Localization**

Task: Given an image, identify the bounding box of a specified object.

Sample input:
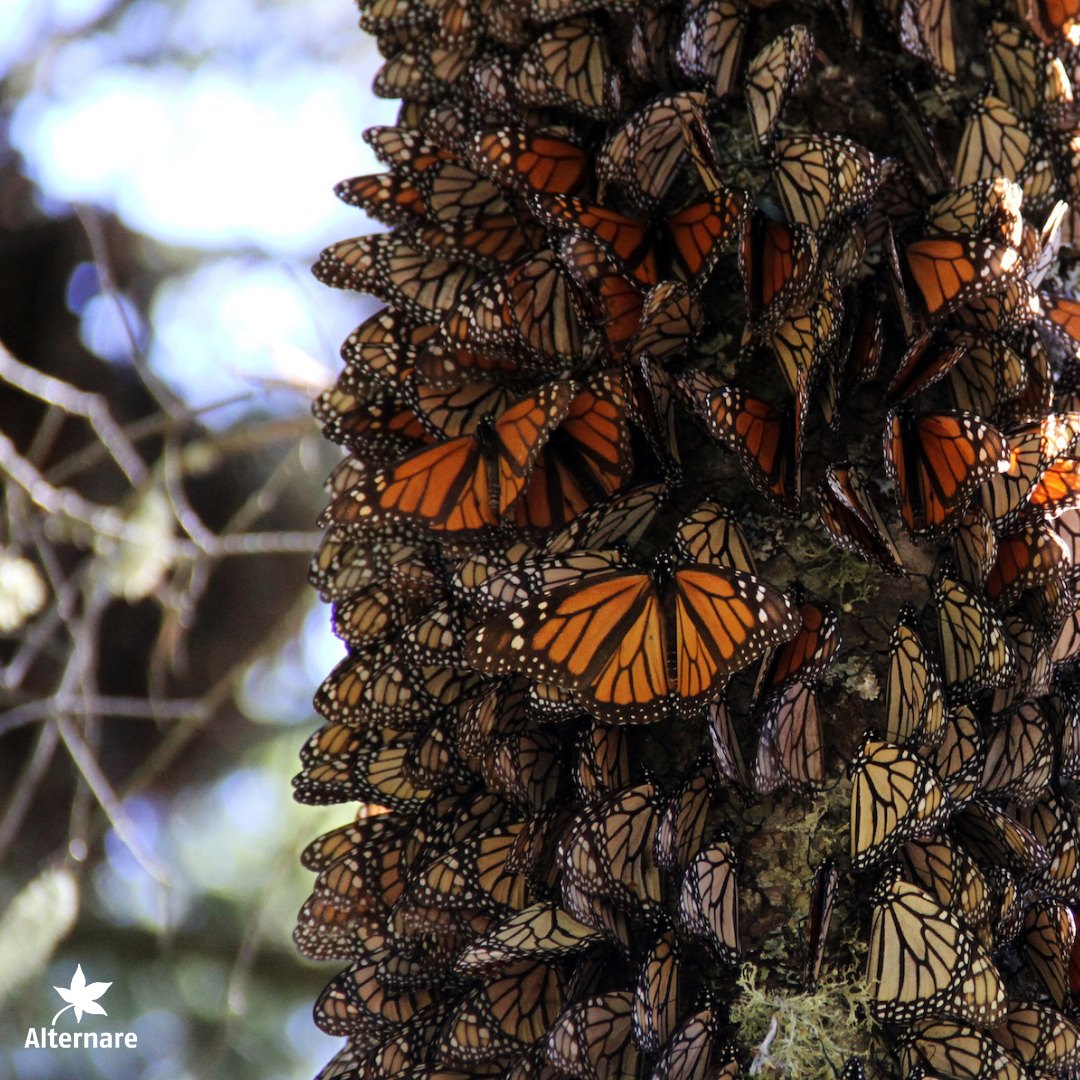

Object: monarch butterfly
[978,420,1059,526]
[935,575,1017,692]
[545,991,642,1080]
[849,740,952,871]
[955,799,1050,879]
[559,784,663,913]
[414,213,547,269]
[755,595,841,696]
[632,930,684,1054]
[991,1000,1080,1076]
[936,708,989,806]
[1022,899,1076,1009]
[675,500,757,574]
[681,374,801,512]
[1017,795,1080,901]
[745,25,814,146]
[597,93,708,213]
[655,764,714,870]
[805,859,838,991]
[483,730,562,810]
[988,19,1075,121]
[963,95,1056,205]
[675,0,748,98]
[411,824,531,913]
[505,808,575,892]
[315,647,480,728]
[904,236,1023,319]
[740,212,819,336]
[754,681,825,793]
[300,807,402,873]
[347,1006,451,1079]
[330,571,443,652]
[1056,689,1080,781]
[901,1018,1025,1080]
[543,481,664,556]
[1029,457,1080,518]
[952,508,996,590]
[627,4,677,85]
[530,193,656,286]
[1021,0,1080,45]
[403,376,521,441]
[373,48,445,103]
[708,697,751,790]
[650,1006,724,1080]
[984,523,1069,607]
[294,890,389,963]
[866,878,1007,1026]
[629,280,703,363]
[886,330,967,402]
[677,840,740,963]
[556,233,647,354]
[515,19,619,120]
[469,127,590,197]
[947,333,1028,415]
[315,234,486,321]
[444,250,587,366]
[317,390,432,464]
[885,410,1009,539]
[771,135,880,234]
[310,531,421,603]
[442,961,568,1065]
[334,171,429,226]
[926,177,1024,247]
[455,901,601,976]
[885,607,946,748]
[314,960,436,1038]
[818,462,904,574]
[898,0,957,78]
[467,552,799,721]
[899,837,992,943]
[574,719,631,803]
[954,277,1042,342]
[323,382,575,537]
[339,307,440,392]
[668,189,747,289]
[547,371,634,501]
[772,275,844,450]
[978,702,1052,807]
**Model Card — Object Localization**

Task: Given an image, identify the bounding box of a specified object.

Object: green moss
[786,527,879,610]
[730,960,873,1078]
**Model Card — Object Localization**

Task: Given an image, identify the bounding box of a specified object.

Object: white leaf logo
[52,964,111,1025]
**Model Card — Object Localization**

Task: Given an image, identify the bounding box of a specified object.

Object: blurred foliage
[0,0,384,1076]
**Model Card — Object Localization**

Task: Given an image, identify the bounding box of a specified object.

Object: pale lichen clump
[731,961,872,1079]
[0,550,47,632]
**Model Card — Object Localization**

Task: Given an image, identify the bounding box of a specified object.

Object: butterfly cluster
[298,0,1080,1077]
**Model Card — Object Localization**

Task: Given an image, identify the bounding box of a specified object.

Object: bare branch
[54,714,171,886]
[0,695,209,738]
[74,205,186,422]
[0,339,149,486]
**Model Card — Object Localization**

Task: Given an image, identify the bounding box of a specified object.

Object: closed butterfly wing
[745,25,814,145]
[867,879,1007,1026]
[885,410,1008,539]
[885,607,946,747]
[850,740,952,870]
[818,462,904,573]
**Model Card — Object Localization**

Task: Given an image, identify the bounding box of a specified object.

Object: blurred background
[0,1,390,1076]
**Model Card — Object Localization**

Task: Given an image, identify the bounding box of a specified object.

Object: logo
[24,964,137,1051]
[52,964,111,1025]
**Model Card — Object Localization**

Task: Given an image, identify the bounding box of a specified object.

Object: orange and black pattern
[299,1,1080,1077]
